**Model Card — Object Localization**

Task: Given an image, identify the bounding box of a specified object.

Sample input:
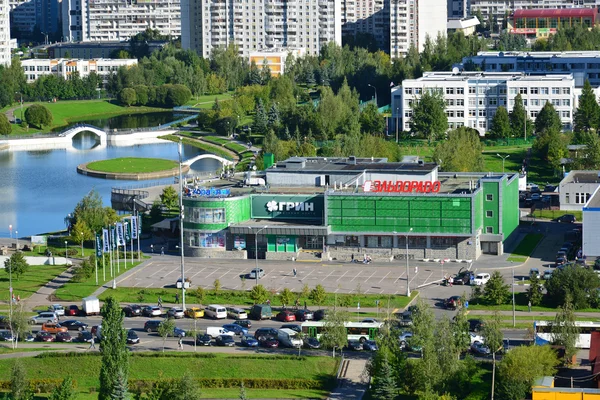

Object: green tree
[574,79,600,133]
[194,287,205,303]
[71,190,119,233]
[157,318,176,352]
[489,106,511,139]
[535,101,562,134]
[359,103,385,135]
[10,303,32,348]
[483,271,510,305]
[111,368,129,400]
[432,127,484,172]
[551,297,579,364]
[166,84,192,107]
[49,376,76,400]
[408,299,438,393]
[574,133,600,169]
[279,288,295,307]
[452,305,471,355]
[249,284,269,304]
[118,88,137,107]
[160,186,179,212]
[409,90,448,142]
[252,98,268,134]
[24,103,53,129]
[98,297,129,400]
[239,382,247,400]
[509,94,532,139]
[482,312,503,400]
[527,274,543,306]
[371,354,397,400]
[545,264,600,308]
[4,251,29,280]
[11,360,32,400]
[0,113,11,135]
[320,309,350,356]
[213,279,221,294]
[309,284,327,307]
[70,219,93,256]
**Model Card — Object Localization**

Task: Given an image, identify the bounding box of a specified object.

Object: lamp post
[405,228,413,297]
[253,226,268,286]
[395,107,400,143]
[15,231,18,250]
[8,224,12,239]
[496,153,509,173]
[178,138,186,309]
[15,92,23,123]
[79,231,84,256]
[64,240,68,266]
[367,84,378,105]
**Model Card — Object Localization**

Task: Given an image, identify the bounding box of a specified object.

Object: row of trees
[117,84,192,107]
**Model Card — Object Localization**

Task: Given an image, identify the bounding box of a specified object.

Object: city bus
[534,321,600,349]
[301,321,383,342]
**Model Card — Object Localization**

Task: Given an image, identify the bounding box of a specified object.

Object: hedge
[129,377,331,393]
[0,378,77,393]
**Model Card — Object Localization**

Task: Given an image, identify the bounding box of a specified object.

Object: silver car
[248,268,265,279]
[167,307,185,319]
[48,304,65,316]
[30,312,59,325]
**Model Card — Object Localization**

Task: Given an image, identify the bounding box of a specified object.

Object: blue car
[241,334,259,347]
[223,324,248,336]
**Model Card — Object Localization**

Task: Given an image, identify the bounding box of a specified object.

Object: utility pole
[178,138,186,309]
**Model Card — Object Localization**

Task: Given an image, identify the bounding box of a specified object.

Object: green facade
[482,181,500,234]
[502,176,520,239]
[183,196,251,230]
[473,190,483,234]
[266,235,298,252]
[327,195,473,234]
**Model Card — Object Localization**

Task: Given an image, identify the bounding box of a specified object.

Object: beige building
[21,58,138,82]
[248,48,306,76]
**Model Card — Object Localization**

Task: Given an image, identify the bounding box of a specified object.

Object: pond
[54,111,182,132]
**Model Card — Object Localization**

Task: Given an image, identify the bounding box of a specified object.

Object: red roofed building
[508,8,600,38]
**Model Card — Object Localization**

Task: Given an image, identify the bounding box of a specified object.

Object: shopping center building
[182,157,520,261]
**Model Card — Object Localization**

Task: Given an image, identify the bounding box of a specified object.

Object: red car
[66,305,80,316]
[55,332,73,342]
[36,331,53,342]
[260,338,279,348]
[276,311,296,322]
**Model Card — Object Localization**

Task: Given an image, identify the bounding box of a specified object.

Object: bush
[0,379,78,393]
[24,104,53,129]
[128,377,329,393]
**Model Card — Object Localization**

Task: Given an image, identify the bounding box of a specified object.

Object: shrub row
[129,377,328,393]
[36,351,102,359]
[0,378,77,393]
[35,351,305,361]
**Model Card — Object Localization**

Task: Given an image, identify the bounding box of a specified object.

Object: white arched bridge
[58,124,107,144]
[183,153,235,166]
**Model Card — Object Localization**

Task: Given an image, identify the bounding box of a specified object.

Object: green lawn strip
[0,347,67,354]
[0,265,67,302]
[54,260,143,302]
[468,292,600,313]
[506,233,543,262]
[481,147,528,173]
[99,287,415,309]
[0,353,338,395]
[187,93,234,107]
[224,142,248,153]
[73,389,329,400]
[86,158,178,174]
[532,209,583,221]
[204,136,229,145]
[160,135,235,161]
[19,244,96,258]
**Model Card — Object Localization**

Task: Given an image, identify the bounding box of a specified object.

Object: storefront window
[185,207,226,224]
[366,236,393,248]
[234,235,246,249]
[344,236,359,246]
[189,232,226,248]
[431,237,458,249]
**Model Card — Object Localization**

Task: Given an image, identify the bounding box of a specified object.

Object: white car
[167,307,185,319]
[48,304,65,316]
[469,332,484,344]
[248,268,265,279]
[471,273,491,286]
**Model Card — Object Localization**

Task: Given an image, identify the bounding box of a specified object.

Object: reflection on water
[56,112,180,131]
[72,131,101,150]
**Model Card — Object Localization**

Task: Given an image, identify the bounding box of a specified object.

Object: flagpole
[94,232,98,285]
[102,244,106,282]
[123,222,128,269]
[109,229,113,278]
[116,223,120,274]
[137,212,141,261]
[130,218,134,265]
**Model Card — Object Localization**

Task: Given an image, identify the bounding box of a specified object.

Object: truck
[82,296,100,316]
[277,328,303,348]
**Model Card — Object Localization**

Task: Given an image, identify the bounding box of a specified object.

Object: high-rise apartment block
[390,0,447,58]
[9,0,59,36]
[62,0,181,42]
[0,0,10,66]
[341,0,388,49]
[181,0,342,58]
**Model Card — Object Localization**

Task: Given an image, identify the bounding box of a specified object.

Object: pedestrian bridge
[59,124,107,144]
[183,153,235,166]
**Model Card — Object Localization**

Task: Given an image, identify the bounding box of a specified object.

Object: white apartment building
[62,0,180,42]
[21,58,137,82]
[391,71,576,136]
[390,0,447,58]
[341,0,388,49]
[181,0,342,58]
[0,0,9,66]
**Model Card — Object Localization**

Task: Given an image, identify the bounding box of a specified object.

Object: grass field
[160,134,235,161]
[98,287,416,309]
[86,158,178,174]
[468,292,600,313]
[0,353,338,398]
[203,136,229,145]
[224,142,248,153]
[186,93,234,108]
[532,209,582,221]
[481,147,528,173]
[506,233,544,262]
[0,265,67,302]
[54,259,144,301]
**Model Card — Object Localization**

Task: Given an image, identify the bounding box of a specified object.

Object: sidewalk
[468,309,600,318]
[327,358,369,400]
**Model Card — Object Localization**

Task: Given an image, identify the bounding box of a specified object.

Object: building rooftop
[269,156,438,174]
[512,8,598,18]
[473,51,600,59]
[561,170,600,185]
[584,186,600,209]
[447,17,480,30]
[404,71,572,83]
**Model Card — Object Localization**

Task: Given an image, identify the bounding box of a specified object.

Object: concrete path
[327,358,369,400]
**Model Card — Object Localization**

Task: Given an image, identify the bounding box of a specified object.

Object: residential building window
[562,111,570,118]
[562,88,571,95]
[446,99,454,106]
[552,99,560,106]
[469,109,476,117]
[456,110,464,117]
[562,99,570,106]
[509,88,517,95]
[446,88,454,95]
[531,87,539,94]
[575,193,591,204]
[566,193,570,203]
[456,88,464,94]
[486,226,493,233]
[405,88,413,95]
[489,98,497,106]
[469,87,476,94]
[486,210,493,217]
[446,110,454,117]
[499,87,507,94]
[456,99,464,106]
[486,194,493,201]
[530,111,538,118]
[552,87,560,94]
[469,98,476,106]
[519,87,527,94]
[541,88,549,95]
[531,99,539,106]
[478,109,486,117]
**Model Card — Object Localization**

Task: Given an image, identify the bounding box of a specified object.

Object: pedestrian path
[327,358,369,400]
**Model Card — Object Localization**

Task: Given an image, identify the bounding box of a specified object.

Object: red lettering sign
[362,180,441,193]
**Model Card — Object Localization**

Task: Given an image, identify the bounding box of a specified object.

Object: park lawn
[506,233,544,262]
[187,93,234,107]
[527,152,561,185]
[0,353,338,396]
[73,389,330,399]
[86,157,178,174]
[54,260,144,301]
[160,134,235,161]
[481,147,528,173]
[468,292,600,313]
[19,244,97,259]
[532,209,583,221]
[0,265,67,302]
[224,142,248,153]
[204,135,229,145]
[99,287,416,309]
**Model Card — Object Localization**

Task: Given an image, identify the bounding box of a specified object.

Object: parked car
[543,269,553,280]
[185,307,204,319]
[276,310,296,322]
[248,268,265,279]
[0,316,10,329]
[65,305,80,316]
[222,324,248,336]
[48,304,65,316]
[0,331,15,342]
[249,304,272,320]
[471,273,491,286]
[453,267,471,285]
[77,331,94,343]
[216,334,236,347]
[42,323,67,334]
[143,320,162,333]
[196,334,213,346]
[260,338,279,348]
[557,214,576,223]
[529,268,541,279]
[206,327,235,338]
[254,328,279,341]
[363,340,378,351]
[122,304,143,317]
[361,318,378,323]
[241,334,259,347]
[469,332,485,344]
[444,296,462,310]
[30,312,59,325]
[60,320,88,331]
[226,307,248,320]
[468,319,484,332]
[303,337,321,349]
[470,341,490,355]
[347,339,363,351]
[595,257,600,271]
[167,307,185,319]
[531,193,541,201]
[295,309,314,321]
[280,324,301,333]
[233,320,252,329]
[55,332,73,342]
[36,331,54,342]
[127,330,140,345]
[313,309,328,321]
[172,327,186,337]
[143,306,162,317]
[555,257,567,267]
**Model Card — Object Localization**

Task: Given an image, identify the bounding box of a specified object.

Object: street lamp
[64,240,68,266]
[15,231,18,250]
[367,84,378,105]
[15,92,23,123]
[8,224,11,239]
[405,228,413,297]
[79,231,84,256]
[178,138,187,309]
[496,153,509,173]
[253,226,268,286]
[395,107,400,143]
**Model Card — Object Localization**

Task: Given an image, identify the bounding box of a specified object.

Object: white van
[204,305,227,319]
[226,307,248,320]
[206,326,235,338]
[277,328,303,348]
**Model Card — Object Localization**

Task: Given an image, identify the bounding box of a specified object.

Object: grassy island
[86,157,179,174]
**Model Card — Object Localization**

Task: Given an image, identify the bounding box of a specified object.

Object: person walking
[89,336,96,350]
[351,253,354,263]
[150,244,154,253]
[293,268,297,277]
[448,276,453,287]
[160,247,164,256]
[158,296,163,307]
[175,292,179,304]
[178,336,183,350]
[528,301,532,312]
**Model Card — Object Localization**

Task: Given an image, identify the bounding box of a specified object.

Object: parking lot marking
[365,270,377,282]
[148,265,166,278]
[393,271,406,285]
[190,268,206,280]
[350,271,362,282]
[300,268,314,282]
[379,271,391,283]
[218,269,232,279]
[335,270,349,282]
